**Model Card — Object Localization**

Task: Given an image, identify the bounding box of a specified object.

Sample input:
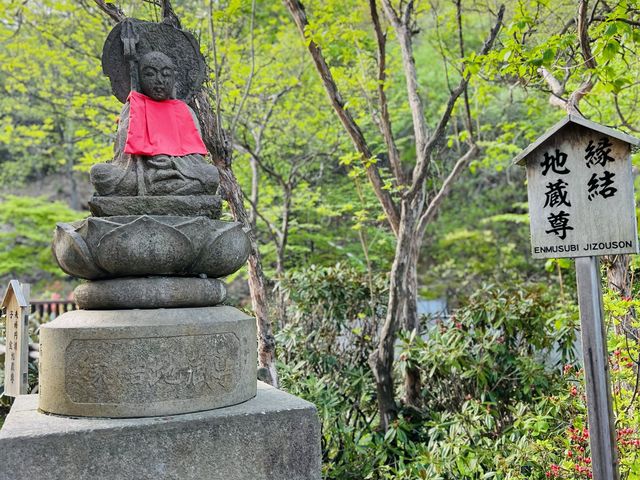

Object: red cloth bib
[124,91,208,156]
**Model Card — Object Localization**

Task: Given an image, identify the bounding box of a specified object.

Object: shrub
[278,275,582,479]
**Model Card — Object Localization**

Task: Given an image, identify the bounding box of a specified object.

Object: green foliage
[483,0,640,133]
[0,195,83,280]
[278,263,387,367]
[407,284,577,412]
[277,263,387,479]
[279,272,640,479]
[280,278,585,479]
[420,172,558,304]
[0,1,119,185]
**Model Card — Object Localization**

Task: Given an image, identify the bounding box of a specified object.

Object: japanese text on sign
[525,124,637,259]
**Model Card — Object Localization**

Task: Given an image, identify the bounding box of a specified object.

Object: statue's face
[139,52,176,101]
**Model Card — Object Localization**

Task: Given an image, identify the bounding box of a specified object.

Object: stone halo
[102,19,206,103]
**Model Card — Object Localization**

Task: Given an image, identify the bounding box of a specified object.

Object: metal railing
[30,300,77,321]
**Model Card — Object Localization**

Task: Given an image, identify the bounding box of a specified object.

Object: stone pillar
[39,307,256,417]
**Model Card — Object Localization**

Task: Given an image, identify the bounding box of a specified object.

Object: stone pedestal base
[88,194,222,218]
[39,306,256,417]
[73,277,227,309]
[0,383,321,480]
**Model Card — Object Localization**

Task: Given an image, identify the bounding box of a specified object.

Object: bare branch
[401,0,414,27]
[368,0,405,184]
[406,4,504,201]
[382,0,400,27]
[248,155,259,229]
[537,66,569,108]
[538,66,565,96]
[160,0,181,28]
[380,0,428,171]
[593,16,640,27]
[234,141,284,184]
[207,1,225,161]
[614,94,640,132]
[255,87,295,151]
[283,0,401,235]
[241,184,280,245]
[93,0,126,24]
[560,18,576,34]
[567,0,596,114]
[455,0,473,139]
[417,144,479,235]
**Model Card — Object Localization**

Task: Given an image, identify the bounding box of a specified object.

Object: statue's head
[138,51,176,101]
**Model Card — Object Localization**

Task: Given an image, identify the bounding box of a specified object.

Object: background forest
[1,0,640,478]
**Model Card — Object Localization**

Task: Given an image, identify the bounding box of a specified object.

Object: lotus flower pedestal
[52,215,250,309]
[43,209,254,417]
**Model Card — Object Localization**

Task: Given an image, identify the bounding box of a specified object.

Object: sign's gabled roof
[513,114,640,166]
[1,280,28,308]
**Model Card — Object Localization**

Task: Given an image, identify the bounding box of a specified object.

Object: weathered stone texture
[65,332,239,404]
[39,306,256,417]
[0,383,321,480]
[88,195,221,218]
[102,19,206,104]
[52,216,250,281]
[74,276,226,310]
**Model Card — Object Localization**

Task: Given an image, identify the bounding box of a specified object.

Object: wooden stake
[575,256,619,480]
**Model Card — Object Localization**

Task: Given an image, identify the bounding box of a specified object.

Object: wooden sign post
[2,280,30,396]
[514,115,640,480]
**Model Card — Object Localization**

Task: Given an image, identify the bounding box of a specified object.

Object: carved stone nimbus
[101,19,206,104]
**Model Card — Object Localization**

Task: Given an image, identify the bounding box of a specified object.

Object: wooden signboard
[514,115,639,259]
[2,280,30,396]
[515,115,640,480]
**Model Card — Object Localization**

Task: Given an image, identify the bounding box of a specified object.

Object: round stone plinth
[74,277,226,310]
[38,306,257,418]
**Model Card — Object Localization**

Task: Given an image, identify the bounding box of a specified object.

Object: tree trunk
[401,231,421,409]
[369,201,421,430]
[192,91,279,388]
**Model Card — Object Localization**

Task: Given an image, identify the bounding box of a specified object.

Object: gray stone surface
[74,277,226,309]
[89,194,222,218]
[52,215,250,280]
[39,306,256,417]
[0,383,321,480]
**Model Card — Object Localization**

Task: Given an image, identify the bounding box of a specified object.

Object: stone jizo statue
[53,19,250,303]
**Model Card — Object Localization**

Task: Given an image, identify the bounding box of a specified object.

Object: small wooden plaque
[2,280,30,396]
[515,116,639,259]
